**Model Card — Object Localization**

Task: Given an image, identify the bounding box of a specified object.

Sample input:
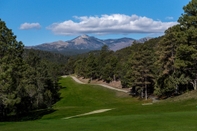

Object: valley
[1,0,197,130]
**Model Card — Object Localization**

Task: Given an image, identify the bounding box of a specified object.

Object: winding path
[70,76,85,84]
[72,76,128,93]
[62,76,128,93]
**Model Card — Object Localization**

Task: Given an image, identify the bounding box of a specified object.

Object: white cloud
[165,16,174,20]
[20,22,41,30]
[47,14,178,35]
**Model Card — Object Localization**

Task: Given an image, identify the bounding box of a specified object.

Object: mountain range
[26,35,151,55]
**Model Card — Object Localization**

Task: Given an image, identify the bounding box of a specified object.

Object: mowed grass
[1,77,197,131]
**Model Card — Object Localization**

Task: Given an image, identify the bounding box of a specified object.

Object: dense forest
[23,49,69,64]
[0,20,67,121]
[1,0,197,121]
[65,0,197,99]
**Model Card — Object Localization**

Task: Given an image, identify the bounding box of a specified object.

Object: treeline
[23,49,69,76]
[66,0,197,99]
[0,20,63,121]
[24,49,69,64]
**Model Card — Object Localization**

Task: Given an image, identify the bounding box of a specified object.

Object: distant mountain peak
[80,34,89,39]
[25,35,153,55]
[70,35,92,45]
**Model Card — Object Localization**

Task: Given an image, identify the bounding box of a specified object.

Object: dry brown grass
[166,90,197,102]
[77,76,130,91]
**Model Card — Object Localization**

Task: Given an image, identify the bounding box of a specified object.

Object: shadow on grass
[0,108,56,122]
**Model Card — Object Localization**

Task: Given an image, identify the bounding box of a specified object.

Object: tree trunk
[145,84,148,100]
[141,89,144,98]
[144,77,148,100]
[191,80,197,90]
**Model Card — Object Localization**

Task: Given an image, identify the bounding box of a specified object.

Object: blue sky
[1,0,190,46]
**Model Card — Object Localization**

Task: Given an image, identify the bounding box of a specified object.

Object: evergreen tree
[23,52,60,109]
[0,20,61,120]
[120,43,142,88]
[101,54,118,83]
[0,19,24,117]
[128,43,155,99]
[155,25,184,95]
[175,0,197,90]
[85,53,98,80]
[65,57,75,75]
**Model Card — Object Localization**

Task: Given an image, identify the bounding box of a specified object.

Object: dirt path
[68,76,128,93]
[70,76,85,84]
[61,75,68,78]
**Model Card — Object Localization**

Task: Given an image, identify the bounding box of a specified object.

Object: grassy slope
[1,77,197,131]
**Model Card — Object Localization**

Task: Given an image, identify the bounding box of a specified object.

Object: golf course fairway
[1,77,197,131]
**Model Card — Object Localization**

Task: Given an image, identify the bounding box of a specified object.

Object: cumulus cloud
[47,14,177,35]
[20,22,41,30]
[165,16,174,20]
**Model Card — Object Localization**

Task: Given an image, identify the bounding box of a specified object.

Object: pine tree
[0,19,24,117]
[121,42,142,88]
[101,54,118,83]
[175,0,197,90]
[23,52,60,109]
[134,46,154,99]
[124,42,155,99]
[155,25,184,95]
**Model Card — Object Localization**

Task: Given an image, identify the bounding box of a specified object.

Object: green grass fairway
[1,77,197,131]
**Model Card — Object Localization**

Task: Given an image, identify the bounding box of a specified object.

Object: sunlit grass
[1,77,197,131]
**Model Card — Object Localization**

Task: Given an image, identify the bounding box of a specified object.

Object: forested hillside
[0,20,63,121]
[67,0,197,99]
[23,49,69,64]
